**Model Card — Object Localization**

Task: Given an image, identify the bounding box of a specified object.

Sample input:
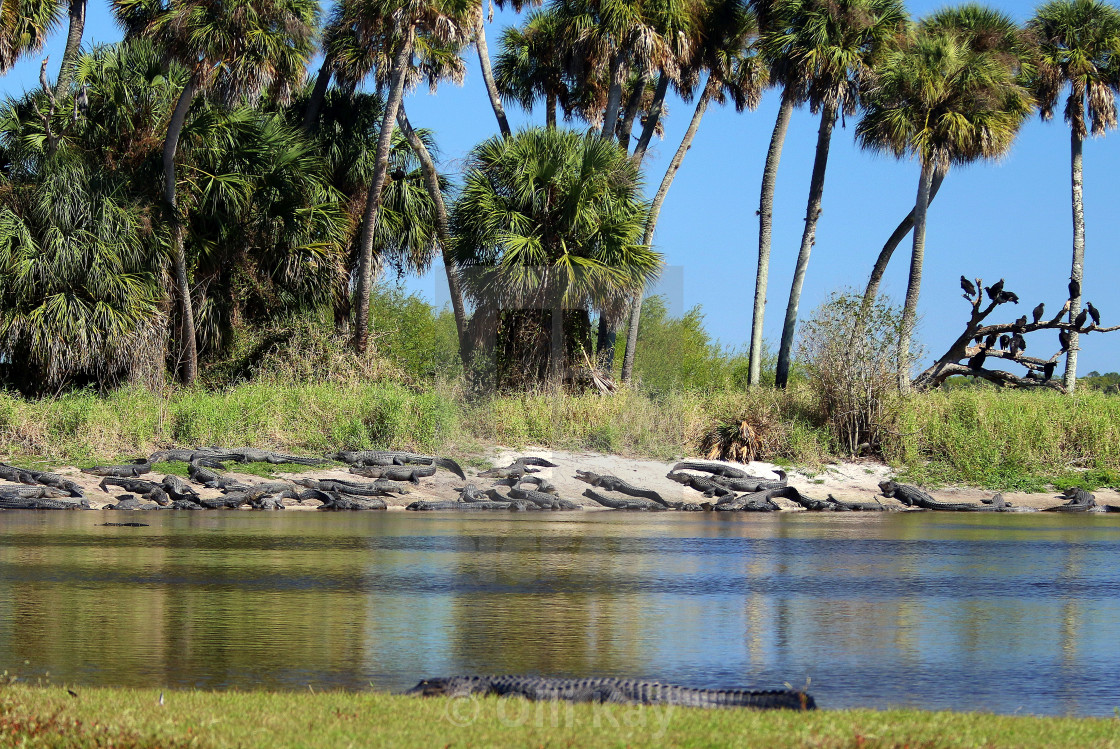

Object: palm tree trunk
[621,77,716,384]
[546,91,556,128]
[600,51,625,139]
[396,101,471,364]
[775,102,838,388]
[54,0,86,95]
[860,168,946,305]
[616,70,647,150]
[475,11,511,138]
[747,93,794,388]
[897,161,935,394]
[353,27,415,354]
[631,73,669,164]
[1063,128,1085,392]
[550,286,566,381]
[302,57,333,134]
[163,74,200,385]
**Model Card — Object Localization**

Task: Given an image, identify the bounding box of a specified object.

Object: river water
[0,510,1118,715]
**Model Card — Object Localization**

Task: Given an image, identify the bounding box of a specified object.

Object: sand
[2,447,1118,512]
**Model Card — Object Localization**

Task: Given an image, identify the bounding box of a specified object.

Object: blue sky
[7,0,1120,374]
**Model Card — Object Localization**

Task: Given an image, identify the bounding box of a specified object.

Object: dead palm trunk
[1063,127,1085,392]
[353,27,415,354]
[475,11,511,138]
[616,70,648,149]
[396,102,471,364]
[54,0,86,95]
[621,76,716,384]
[897,160,935,394]
[774,101,838,388]
[163,73,200,384]
[302,57,333,134]
[747,93,795,387]
[630,72,669,163]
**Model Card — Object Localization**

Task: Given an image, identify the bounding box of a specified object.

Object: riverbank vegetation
[1,684,1117,748]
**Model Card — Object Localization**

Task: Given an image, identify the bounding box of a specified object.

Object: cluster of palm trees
[0,0,1116,395]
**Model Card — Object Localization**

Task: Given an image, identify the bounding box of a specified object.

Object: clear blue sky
[8,0,1119,374]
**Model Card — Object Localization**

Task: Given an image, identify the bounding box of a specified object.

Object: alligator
[456,484,488,502]
[327,451,466,479]
[165,499,205,510]
[295,478,410,496]
[714,490,780,512]
[107,494,162,511]
[583,488,667,511]
[0,465,85,497]
[406,499,536,512]
[500,475,558,495]
[317,493,387,511]
[252,497,286,511]
[404,676,815,710]
[101,522,149,527]
[81,459,152,478]
[1044,488,1097,513]
[879,481,988,511]
[671,461,752,479]
[768,487,887,512]
[709,470,789,493]
[0,495,91,510]
[478,462,540,479]
[0,485,72,499]
[98,478,171,505]
[187,463,252,492]
[978,493,1035,513]
[348,465,436,483]
[187,447,328,467]
[490,486,582,511]
[666,472,735,499]
[575,471,669,506]
[162,475,200,501]
[198,493,252,510]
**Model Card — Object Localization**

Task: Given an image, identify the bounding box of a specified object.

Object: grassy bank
[1,685,1117,749]
[1,382,1119,491]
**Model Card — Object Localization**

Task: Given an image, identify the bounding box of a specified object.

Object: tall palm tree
[1027,0,1120,392]
[620,0,766,383]
[857,6,1033,392]
[855,4,1033,331]
[494,8,569,127]
[767,0,906,389]
[0,0,58,74]
[451,128,661,383]
[113,0,316,384]
[349,0,477,355]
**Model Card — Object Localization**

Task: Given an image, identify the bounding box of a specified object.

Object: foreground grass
[1,685,1117,749]
[1,382,1119,491]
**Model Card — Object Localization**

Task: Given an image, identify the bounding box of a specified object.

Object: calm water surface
[1,511,1119,715]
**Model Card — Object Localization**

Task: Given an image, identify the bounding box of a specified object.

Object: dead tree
[912,276,1120,393]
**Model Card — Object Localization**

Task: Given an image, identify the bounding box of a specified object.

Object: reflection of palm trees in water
[1058,535,1084,715]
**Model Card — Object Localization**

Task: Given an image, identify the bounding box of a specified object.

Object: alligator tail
[436,458,466,480]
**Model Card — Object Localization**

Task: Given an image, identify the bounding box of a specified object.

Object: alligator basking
[575,471,669,506]
[0,495,91,510]
[708,470,789,493]
[666,472,735,499]
[775,487,888,512]
[404,676,815,710]
[81,459,152,478]
[671,461,754,479]
[317,493,388,511]
[98,477,171,505]
[101,522,149,527]
[348,465,436,483]
[489,486,582,511]
[327,451,466,479]
[107,494,162,511]
[583,488,667,511]
[500,475,558,495]
[714,490,780,512]
[296,478,410,496]
[879,481,991,511]
[0,464,85,497]
[161,475,200,502]
[1044,488,1097,512]
[0,485,72,499]
[479,457,558,479]
[406,499,536,511]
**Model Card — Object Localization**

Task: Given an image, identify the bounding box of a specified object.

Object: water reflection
[0,512,1118,715]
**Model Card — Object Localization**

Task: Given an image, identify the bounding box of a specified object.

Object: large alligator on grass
[327,451,466,479]
[149,447,326,467]
[81,459,152,478]
[404,676,815,710]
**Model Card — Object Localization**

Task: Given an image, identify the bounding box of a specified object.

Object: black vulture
[999,334,1011,350]
[961,276,977,297]
[1074,308,1088,329]
[1043,361,1057,382]
[968,351,987,370]
[1069,278,1080,300]
[986,279,1005,300]
[1014,315,1028,331]
[1059,329,1071,352]
[1087,302,1100,326]
[1032,302,1045,324]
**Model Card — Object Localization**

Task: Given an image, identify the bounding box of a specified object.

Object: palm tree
[0,0,58,74]
[855,4,1033,333]
[113,0,316,384]
[1027,0,1120,392]
[494,8,569,127]
[349,0,477,355]
[857,6,1033,392]
[620,0,767,383]
[451,128,661,383]
[767,0,907,389]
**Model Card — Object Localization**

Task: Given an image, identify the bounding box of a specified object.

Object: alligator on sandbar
[879,481,993,511]
[575,471,669,506]
[327,451,465,479]
[582,488,667,511]
[404,676,815,710]
[81,459,152,478]
[348,465,437,483]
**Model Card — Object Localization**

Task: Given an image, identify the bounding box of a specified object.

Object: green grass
[1,685,1117,749]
